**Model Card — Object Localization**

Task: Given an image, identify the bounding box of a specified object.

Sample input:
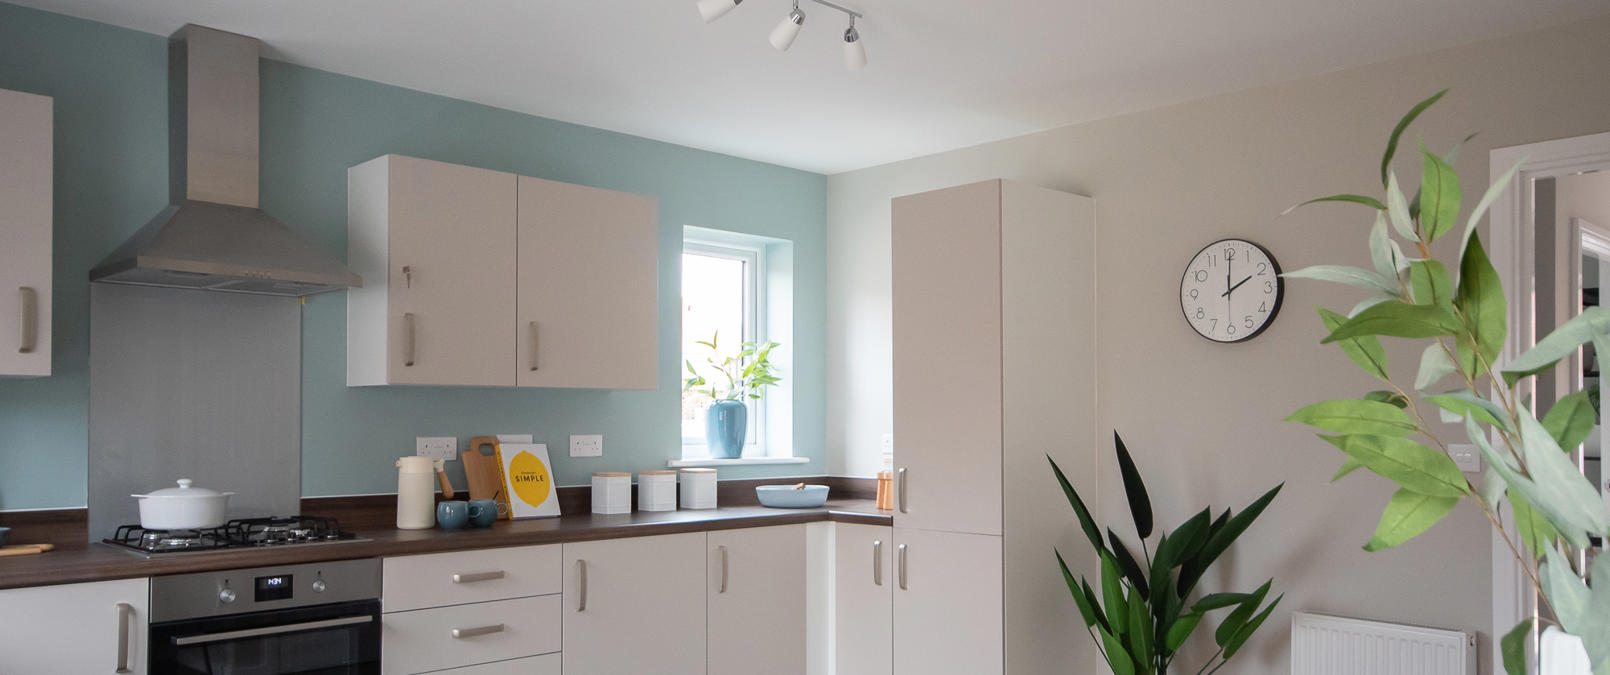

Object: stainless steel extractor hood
[90,25,360,297]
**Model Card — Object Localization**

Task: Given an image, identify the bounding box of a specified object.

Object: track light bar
[697,0,868,69]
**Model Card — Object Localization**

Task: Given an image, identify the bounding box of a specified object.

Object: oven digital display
[255,574,293,602]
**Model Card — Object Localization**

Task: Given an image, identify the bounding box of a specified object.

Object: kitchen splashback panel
[88,284,302,540]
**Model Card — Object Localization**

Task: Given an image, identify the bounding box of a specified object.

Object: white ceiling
[12,0,1610,174]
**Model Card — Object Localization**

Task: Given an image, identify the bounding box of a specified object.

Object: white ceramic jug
[396,456,436,529]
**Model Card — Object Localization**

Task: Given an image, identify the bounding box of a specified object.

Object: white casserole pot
[131,479,234,530]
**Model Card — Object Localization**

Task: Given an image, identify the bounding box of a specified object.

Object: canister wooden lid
[639,470,677,475]
[593,472,632,477]
[680,468,717,474]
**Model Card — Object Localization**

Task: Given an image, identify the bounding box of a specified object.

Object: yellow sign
[500,443,561,518]
[509,451,552,506]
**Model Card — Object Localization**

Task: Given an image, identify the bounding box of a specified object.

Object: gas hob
[102,515,368,557]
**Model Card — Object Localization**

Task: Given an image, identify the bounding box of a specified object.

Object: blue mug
[468,499,499,527]
[436,500,469,530]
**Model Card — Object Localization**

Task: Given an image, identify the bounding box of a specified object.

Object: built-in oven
[148,558,381,674]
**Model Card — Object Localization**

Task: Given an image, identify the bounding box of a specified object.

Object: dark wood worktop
[0,499,890,590]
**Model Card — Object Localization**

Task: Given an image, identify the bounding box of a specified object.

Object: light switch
[570,434,603,457]
[1449,444,1482,473]
[416,436,457,461]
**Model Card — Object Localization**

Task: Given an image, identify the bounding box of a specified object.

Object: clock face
[1180,238,1283,343]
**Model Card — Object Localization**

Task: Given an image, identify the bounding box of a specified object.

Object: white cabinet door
[0,577,149,674]
[892,528,1002,675]
[834,523,892,675]
[891,180,1003,535]
[516,176,658,390]
[563,532,706,675]
[708,525,807,675]
[0,88,52,377]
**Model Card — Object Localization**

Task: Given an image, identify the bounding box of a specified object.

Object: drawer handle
[403,312,417,367]
[18,287,37,354]
[872,540,883,586]
[451,623,505,639]
[529,320,539,371]
[718,545,729,594]
[115,602,133,673]
[898,544,908,590]
[897,467,908,513]
[452,570,505,584]
[576,559,588,612]
[174,615,373,646]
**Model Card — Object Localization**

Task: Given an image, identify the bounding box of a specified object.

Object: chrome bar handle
[18,287,37,354]
[115,602,133,673]
[452,570,506,584]
[872,540,883,586]
[718,545,729,594]
[897,467,908,513]
[897,544,908,590]
[403,312,416,366]
[576,559,588,611]
[402,265,412,288]
[528,321,539,371]
[451,623,505,639]
[173,615,373,646]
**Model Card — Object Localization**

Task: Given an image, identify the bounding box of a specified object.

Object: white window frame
[681,238,767,457]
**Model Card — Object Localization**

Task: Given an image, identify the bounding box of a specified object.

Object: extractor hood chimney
[90,25,360,297]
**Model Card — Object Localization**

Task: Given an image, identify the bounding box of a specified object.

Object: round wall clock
[1180,238,1283,343]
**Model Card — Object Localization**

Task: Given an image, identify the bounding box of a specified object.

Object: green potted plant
[1052,432,1283,675]
[1283,90,1610,674]
[683,333,782,459]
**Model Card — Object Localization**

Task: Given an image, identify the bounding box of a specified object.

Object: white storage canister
[592,472,633,515]
[638,470,678,512]
[679,468,718,510]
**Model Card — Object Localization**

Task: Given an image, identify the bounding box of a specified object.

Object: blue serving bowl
[756,484,830,508]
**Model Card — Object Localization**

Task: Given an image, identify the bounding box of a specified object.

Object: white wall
[825,15,1610,674]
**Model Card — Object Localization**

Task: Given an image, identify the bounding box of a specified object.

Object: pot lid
[139,478,225,498]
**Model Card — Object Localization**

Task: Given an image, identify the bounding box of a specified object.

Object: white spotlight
[697,0,742,23]
[769,3,806,51]
[843,22,866,70]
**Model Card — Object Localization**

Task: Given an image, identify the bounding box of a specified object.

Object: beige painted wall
[825,15,1610,674]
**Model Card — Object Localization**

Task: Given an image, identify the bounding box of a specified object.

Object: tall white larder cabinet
[891,179,1100,674]
[0,88,52,377]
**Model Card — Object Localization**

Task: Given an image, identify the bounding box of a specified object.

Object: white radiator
[1291,612,1476,675]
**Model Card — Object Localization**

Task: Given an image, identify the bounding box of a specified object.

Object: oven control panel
[151,558,381,623]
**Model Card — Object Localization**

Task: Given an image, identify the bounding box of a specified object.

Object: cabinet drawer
[384,544,561,612]
[431,653,560,674]
[382,595,560,675]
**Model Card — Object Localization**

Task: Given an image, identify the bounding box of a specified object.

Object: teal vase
[705,400,747,459]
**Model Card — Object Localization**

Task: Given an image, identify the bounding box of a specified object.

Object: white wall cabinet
[0,88,52,377]
[833,523,892,675]
[0,577,149,674]
[349,155,658,389]
[708,524,807,675]
[562,532,706,675]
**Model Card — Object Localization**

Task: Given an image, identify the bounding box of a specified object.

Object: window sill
[668,456,810,468]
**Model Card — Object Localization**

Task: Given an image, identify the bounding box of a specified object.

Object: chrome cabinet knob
[218,588,237,604]
[311,579,327,593]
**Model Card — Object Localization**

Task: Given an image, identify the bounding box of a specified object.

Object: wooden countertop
[0,499,890,590]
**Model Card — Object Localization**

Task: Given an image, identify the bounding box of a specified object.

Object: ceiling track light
[698,0,868,70]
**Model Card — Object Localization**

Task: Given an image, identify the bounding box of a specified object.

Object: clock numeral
[1195,270,1209,282]
[1259,301,1268,313]
[1207,254,1217,267]
[1226,323,1237,336]
[1264,280,1274,293]
[1223,248,1236,261]
[1209,318,1218,332]
[1244,315,1255,329]
[1257,262,1268,276]
[1188,289,1199,300]
[1195,307,1205,320]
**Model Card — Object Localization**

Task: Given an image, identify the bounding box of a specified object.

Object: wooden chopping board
[463,436,511,520]
[0,544,54,557]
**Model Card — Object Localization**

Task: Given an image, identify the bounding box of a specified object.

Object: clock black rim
[1179,238,1284,343]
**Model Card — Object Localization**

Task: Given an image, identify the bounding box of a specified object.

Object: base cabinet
[563,532,707,675]
[834,523,892,675]
[708,524,807,675]
[892,528,1003,675]
[0,577,149,674]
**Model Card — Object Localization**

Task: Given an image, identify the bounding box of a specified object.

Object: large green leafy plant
[1051,432,1283,675]
[682,332,782,401]
[1283,90,1610,674]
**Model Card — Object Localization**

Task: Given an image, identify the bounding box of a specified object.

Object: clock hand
[1221,275,1253,297]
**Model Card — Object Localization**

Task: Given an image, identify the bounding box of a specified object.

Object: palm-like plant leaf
[1115,432,1154,538]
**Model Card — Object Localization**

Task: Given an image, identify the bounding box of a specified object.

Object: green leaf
[1478,466,1508,511]
[1454,234,1506,377]
[1386,170,1418,240]
[1286,399,1418,436]
[1424,390,1511,431]
[1502,306,1610,386]
[1098,625,1136,675]
[1101,553,1127,637]
[1363,390,1409,408]
[1586,553,1610,673]
[1500,619,1532,675]
[1283,265,1400,296]
[1153,509,1210,579]
[1058,550,1100,628]
[1050,455,1105,553]
[1442,132,1478,167]
[1541,389,1595,452]
[1542,547,1591,633]
[1107,529,1151,600]
[1215,580,1272,647]
[1192,592,1253,612]
[1317,435,1469,498]
[1382,90,1447,187]
[1367,212,1406,280]
[1349,294,1398,318]
[1509,491,1556,555]
[1126,585,1153,668]
[1332,457,1364,482]
[1514,411,1610,545]
[1177,484,1281,597]
[1318,307,1389,380]
[1459,157,1525,259]
[1165,612,1202,652]
[1418,143,1462,242]
[1114,432,1154,539]
[1408,259,1452,307]
[1222,593,1283,659]
[1414,343,1456,391]
[1283,193,1387,215]
[1084,578,1111,634]
[1363,488,1459,551]
[1322,301,1463,344]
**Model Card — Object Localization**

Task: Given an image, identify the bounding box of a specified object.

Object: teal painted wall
[0,3,827,508]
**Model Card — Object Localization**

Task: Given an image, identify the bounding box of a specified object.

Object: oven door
[149,599,380,675]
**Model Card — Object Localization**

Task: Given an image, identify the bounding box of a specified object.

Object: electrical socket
[570,434,603,458]
[1449,444,1482,473]
[416,436,457,461]
[882,433,894,455]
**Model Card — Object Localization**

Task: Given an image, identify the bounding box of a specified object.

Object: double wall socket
[570,434,603,457]
[416,436,457,461]
[1449,444,1482,473]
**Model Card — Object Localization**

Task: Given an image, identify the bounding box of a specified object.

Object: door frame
[1488,130,1610,672]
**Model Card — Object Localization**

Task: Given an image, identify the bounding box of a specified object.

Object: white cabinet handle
[897,544,908,590]
[451,623,505,639]
[115,602,133,673]
[528,321,539,371]
[452,570,505,584]
[872,540,883,586]
[576,559,588,612]
[403,312,417,366]
[718,545,729,594]
[402,265,412,289]
[18,287,37,354]
[897,467,908,513]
